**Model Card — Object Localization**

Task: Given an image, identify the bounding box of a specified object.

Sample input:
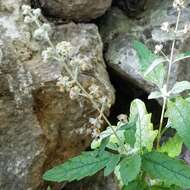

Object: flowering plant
[22,1,190,189]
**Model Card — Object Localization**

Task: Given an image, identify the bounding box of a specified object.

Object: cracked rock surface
[0,1,115,189]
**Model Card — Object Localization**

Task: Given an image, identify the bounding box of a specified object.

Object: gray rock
[38,0,112,22]
[0,1,115,190]
[99,0,190,93]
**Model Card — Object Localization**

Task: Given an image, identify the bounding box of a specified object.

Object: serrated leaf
[133,40,157,72]
[158,134,183,157]
[166,97,190,149]
[119,154,141,185]
[104,154,120,176]
[144,57,166,76]
[142,152,190,188]
[43,151,118,182]
[123,180,148,190]
[133,41,165,87]
[170,81,190,95]
[173,51,190,64]
[148,91,163,100]
[96,137,109,156]
[145,64,165,88]
[130,99,158,151]
[123,121,136,147]
[150,185,181,190]
[150,186,174,190]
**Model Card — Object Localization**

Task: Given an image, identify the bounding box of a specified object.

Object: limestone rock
[0,1,115,189]
[99,1,190,93]
[38,0,112,22]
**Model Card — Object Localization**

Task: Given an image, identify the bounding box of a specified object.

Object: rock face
[0,1,115,190]
[38,0,112,22]
[113,0,147,16]
[99,0,190,93]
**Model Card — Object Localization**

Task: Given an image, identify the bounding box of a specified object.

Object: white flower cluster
[56,76,74,91]
[117,114,128,123]
[56,41,75,58]
[33,24,51,41]
[89,117,103,138]
[154,44,163,54]
[173,0,185,10]
[88,84,111,107]
[22,5,52,41]
[183,24,190,33]
[72,56,93,72]
[41,47,55,63]
[22,5,112,140]
[22,5,41,23]
[160,22,170,32]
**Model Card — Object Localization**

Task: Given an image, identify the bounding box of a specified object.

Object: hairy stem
[156,97,167,148]
[32,19,128,153]
[156,10,181,148]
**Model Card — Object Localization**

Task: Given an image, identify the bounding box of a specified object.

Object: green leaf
[173,51,190,64]
[170,81,190,95]
[43,151,119,182]
[133,40,165,87]
[150,185,181,190]
[158,134,183,157]
[133,40,157,72]
[151,186,173,190]
[166,97,190,149]
[47,186,51,190]
[123,180,148,190]
[119,154,141,185]
[142,152,190,188]
[123,121,136,147]
[96,137,109,156]
[145,64,165,88]
[148,91,162,100]
[144,57,166,76]
[104,154,120,176]
[130,99,158,151]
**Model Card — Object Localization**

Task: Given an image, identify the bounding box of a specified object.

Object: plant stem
[33,20,128,153]
[156,10,181,148]
[62,61,128,152]
[156,97,167,148]
[166,10,181,88]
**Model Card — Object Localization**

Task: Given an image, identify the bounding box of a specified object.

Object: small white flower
[32,8,41,17]
[89,84,101,97]
[69,86,81,100]
[22,5,32,15]
[173,0,185,10]
[183,24,190,33]
[117,114,128,123]
[24,16,34,23]
[89,118,103,129]
[76,56,93,71]
[98,96,107,104]
[56,76,74,92]
[91,128,100,138]
[80,61,93,71]
[41,47,55,63]
[56,41,74,58]
[160,22,170,32]
[154,44,163,54]
[33,24,51,41]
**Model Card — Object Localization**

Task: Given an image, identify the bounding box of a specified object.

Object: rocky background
[1,0,190,190]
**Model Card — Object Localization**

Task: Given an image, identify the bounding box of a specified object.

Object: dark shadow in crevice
[107,65,162,127]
